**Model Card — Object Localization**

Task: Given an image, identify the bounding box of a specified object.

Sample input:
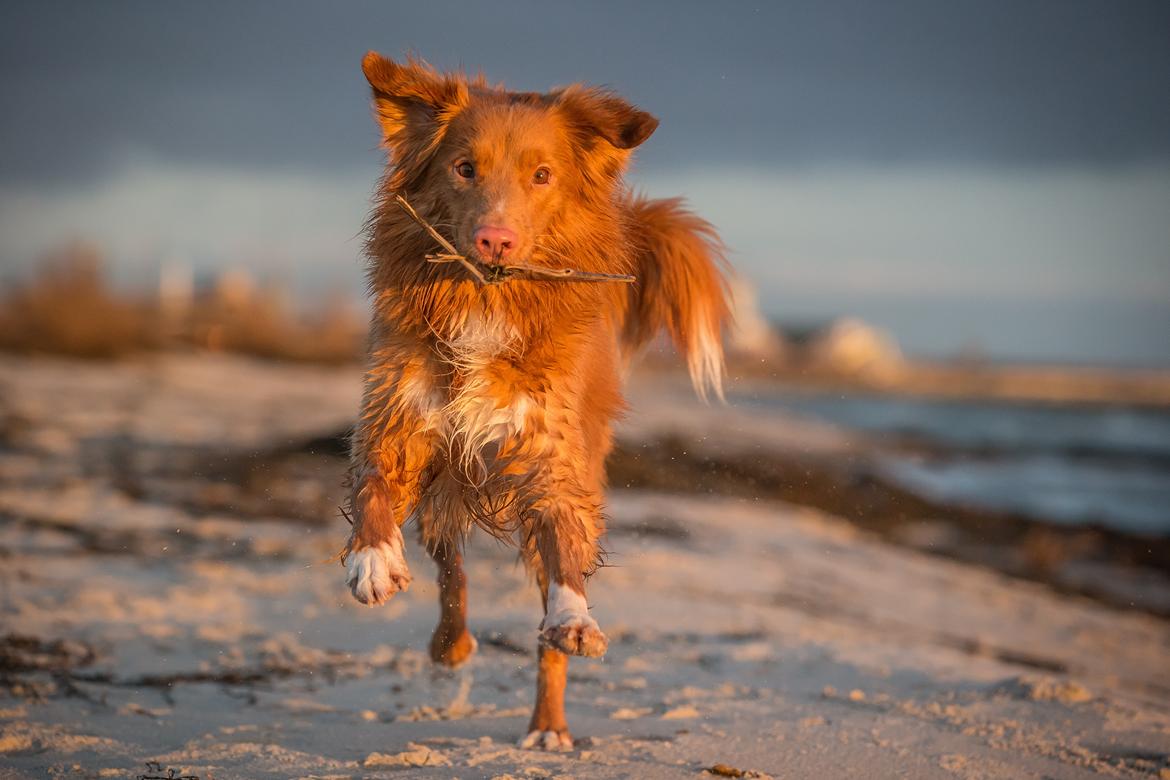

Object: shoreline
[607,434,1170,618]
[642,356,1170,409]
[3,352,1165,617]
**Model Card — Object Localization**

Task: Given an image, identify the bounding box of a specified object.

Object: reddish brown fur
[344,52,730,748]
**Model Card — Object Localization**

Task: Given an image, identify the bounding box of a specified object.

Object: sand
[1,354,1168,779]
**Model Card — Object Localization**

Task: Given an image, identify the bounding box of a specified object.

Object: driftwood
[391,193,636,286]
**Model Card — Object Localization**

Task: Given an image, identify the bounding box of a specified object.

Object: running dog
[343,52,729,750]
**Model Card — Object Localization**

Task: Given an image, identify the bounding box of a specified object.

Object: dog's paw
[540,614,608,657]
[538,582,608,657]
[518,729,573,751]
[345,540,411,606]
[430,629,478,669]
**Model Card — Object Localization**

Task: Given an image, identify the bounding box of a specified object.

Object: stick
[391,192,636,286]
[500,262,635,283]
[393,194,487,285]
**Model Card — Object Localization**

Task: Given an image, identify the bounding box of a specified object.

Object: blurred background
[2,0,1169,364]
[2,3,1170,775]
[2,0,1169,562]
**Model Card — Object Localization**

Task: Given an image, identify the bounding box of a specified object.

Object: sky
[1,0,1169,365]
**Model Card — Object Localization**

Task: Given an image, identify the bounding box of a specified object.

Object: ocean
[735,390,1170,535]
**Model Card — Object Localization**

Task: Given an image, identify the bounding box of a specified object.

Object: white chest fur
[447,309,516,368]
[409,310,531,469]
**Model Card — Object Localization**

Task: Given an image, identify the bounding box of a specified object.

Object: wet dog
[343,52,729,750]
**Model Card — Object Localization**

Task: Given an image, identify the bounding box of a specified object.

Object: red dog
[343,52,729,750]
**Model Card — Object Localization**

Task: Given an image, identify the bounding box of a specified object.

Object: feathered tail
[621,195,730,401]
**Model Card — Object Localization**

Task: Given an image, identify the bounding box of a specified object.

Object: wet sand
[1,355,1168,779]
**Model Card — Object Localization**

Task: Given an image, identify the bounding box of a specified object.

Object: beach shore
[1,355,1168,779]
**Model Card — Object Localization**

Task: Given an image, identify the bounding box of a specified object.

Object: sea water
[735,390,1170,535]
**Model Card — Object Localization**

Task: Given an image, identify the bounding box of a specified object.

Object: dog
[343,52,730,750]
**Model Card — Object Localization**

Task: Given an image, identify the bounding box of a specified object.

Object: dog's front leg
[527,488,608,657]
[344,445,432,605]
[343,354,437,606]
[520,483,607,751]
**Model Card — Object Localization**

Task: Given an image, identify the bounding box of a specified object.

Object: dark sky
[2,1,1169,365]
[3,0,1170,186]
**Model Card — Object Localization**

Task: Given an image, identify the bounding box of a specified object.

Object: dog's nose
[473,225,518,261]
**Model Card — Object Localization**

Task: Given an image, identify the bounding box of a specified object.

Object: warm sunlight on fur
[341,52,730,749]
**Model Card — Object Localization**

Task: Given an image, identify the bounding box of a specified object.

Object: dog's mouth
[478,250,512,267]
[461,242,545,269]
[392,194,634,285]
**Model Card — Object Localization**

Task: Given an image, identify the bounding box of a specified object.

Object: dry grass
[186,288,363,364]
[0,244,159,358]
[0,244,364,363]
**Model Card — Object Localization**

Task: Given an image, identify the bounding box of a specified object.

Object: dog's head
[362,52,657,266]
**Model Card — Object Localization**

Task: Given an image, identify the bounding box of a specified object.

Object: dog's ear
[361,52,468,158]
[556,86,659,150]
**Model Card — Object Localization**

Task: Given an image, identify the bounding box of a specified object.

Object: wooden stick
[392,192,636,286]
[393,194,458,255]
[502,262,635,283]
[393,194,487,285]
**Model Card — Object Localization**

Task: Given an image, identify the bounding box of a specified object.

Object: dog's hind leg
[520,575,573,751]
[426,539,477,668]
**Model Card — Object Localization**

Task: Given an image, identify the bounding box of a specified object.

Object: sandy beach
[2,355,1168,779]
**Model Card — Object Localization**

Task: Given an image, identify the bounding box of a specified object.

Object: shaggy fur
[343,52,730,749]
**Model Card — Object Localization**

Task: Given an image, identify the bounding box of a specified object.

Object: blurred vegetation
[0,244,364,363]
[4,244,1167,406]
[0,245,159,358]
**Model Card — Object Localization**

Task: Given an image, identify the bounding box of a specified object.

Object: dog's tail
[622,195,731,402]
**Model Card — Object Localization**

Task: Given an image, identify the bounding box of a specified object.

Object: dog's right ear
[361,52,469,160]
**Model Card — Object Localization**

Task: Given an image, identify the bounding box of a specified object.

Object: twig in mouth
[392,194,488,284]
[391,192,636,286]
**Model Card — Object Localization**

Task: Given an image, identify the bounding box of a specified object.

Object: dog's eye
[532,166,552,185]
[454,161,475,179]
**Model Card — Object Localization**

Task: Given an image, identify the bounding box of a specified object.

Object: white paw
[345,535,411,606]
[539,583,608,657]
[519,729,573,751]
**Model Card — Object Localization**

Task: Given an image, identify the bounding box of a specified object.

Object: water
[733,389,1170,535]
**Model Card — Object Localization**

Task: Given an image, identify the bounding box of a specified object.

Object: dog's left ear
[556,86,659,150]
[361,51,468,157]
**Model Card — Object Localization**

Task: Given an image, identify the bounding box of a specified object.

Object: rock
[726,276,786,360]
[609,706,651,720]
[808,318,903,379]
[364,744,451,767]
[661,705,701,719]
[997,675,1092,704]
